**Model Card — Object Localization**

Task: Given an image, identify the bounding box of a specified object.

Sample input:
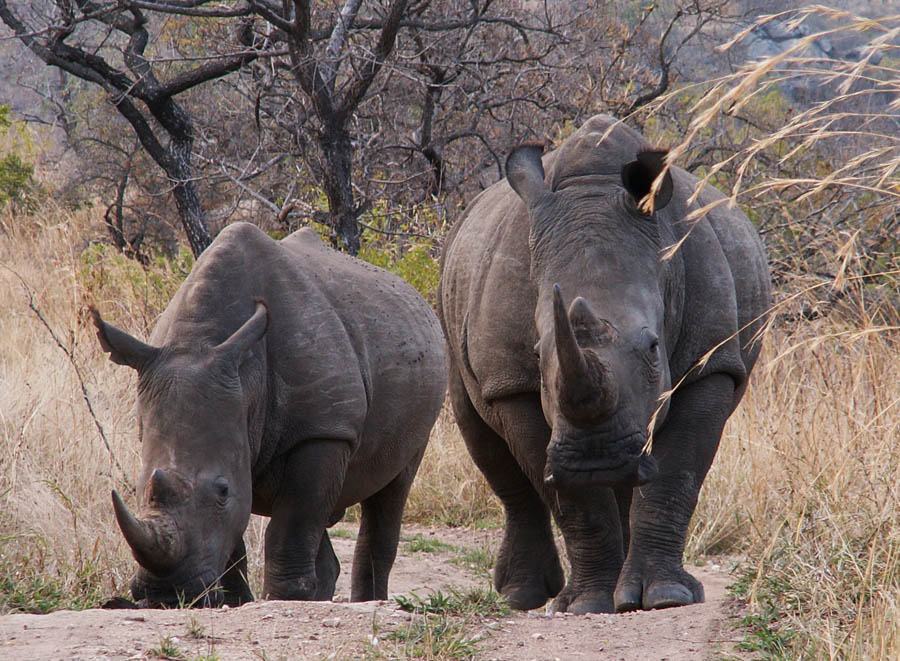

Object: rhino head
[506,144,675,490]
[91,302,268,606]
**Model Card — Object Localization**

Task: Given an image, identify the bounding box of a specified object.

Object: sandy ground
[0,525,745,660]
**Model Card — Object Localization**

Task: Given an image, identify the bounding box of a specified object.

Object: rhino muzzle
[130,569,225,608]
[544,431,658,489]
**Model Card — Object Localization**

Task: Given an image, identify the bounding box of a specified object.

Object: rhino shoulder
[441,181,541,403]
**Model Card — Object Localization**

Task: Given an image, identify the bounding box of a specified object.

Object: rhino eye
[640,329,660,363]
[213,477,229,503]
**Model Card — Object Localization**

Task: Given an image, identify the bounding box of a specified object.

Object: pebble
[321,617,341,628]
[531,632,545,640]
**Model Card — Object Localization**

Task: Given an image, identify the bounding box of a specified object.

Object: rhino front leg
[263,441,350,601]
[449,370,564,611]
[615,373,734,611]
[351,445,426,601]
[220,537,253,606]
[548,487,625,614]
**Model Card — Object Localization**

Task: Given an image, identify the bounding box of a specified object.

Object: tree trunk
[170,168,211,258]
[320,120,360,255]
[150,101,212,258]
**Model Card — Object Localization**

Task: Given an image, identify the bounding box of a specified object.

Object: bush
[0,105,42,211]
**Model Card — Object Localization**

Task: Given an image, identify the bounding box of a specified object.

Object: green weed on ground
[384,587,510,660]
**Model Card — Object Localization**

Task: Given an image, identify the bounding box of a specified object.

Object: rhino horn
[112,489,183,575]
[147,468,184,506]
[552,284,591,383]
[552,285,617,416]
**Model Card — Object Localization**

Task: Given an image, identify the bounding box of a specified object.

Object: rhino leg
[548,486,628,614]
[351,445,426,601]
[314,532,340,600]
[615,373,735,612]
[263,441,351,601]
[449,369,564,611]
[220,537,254,606]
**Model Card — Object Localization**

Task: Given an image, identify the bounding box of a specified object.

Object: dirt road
[0,526,743,660]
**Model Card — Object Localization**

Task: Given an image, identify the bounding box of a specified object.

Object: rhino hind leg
[220,537,254,606]
[351,445,426,601]
[615,374,735,612]
[449,370,564,611]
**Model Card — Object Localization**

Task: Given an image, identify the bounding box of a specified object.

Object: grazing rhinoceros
[92,222,446,607]
[438,114,770,614]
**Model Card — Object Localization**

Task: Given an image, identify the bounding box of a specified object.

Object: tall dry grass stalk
[1,204,141,608]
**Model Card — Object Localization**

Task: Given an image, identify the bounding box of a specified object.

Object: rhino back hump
[152,223,445,485]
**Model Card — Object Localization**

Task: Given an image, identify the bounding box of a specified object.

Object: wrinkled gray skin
[438,115,770,614]
[93,223,446,607]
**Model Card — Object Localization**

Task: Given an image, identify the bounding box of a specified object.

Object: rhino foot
[263,573,319,601]
[550,585,615,614]
[494,536,564,611]
[614,565,704,612]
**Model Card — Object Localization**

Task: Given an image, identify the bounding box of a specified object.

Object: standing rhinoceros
[438,114,770,614]
[92,222,446,607]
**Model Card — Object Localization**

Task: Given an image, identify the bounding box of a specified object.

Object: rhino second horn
[111,490,182,575]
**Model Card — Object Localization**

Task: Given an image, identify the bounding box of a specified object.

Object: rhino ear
[90,307,159,372]
[214,299,268,366]
[506,144,549,209]
[621,150,673,212]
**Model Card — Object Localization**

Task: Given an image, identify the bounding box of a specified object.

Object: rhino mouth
[545,431,658,489]
[131,570,225,608]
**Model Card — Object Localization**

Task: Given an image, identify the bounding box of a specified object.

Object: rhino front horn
[111,490,182,575]
[552,284,590,380]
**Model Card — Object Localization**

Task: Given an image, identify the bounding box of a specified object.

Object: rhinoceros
[438,114,770,613]
[92,222,447,607]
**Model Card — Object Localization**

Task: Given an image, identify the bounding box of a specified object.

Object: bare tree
[0,0,264,256]
[1,1,732,258]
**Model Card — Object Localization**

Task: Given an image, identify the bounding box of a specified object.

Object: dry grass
[667,6,900,658]
[691,316,900,658]
[0,204,141,610]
